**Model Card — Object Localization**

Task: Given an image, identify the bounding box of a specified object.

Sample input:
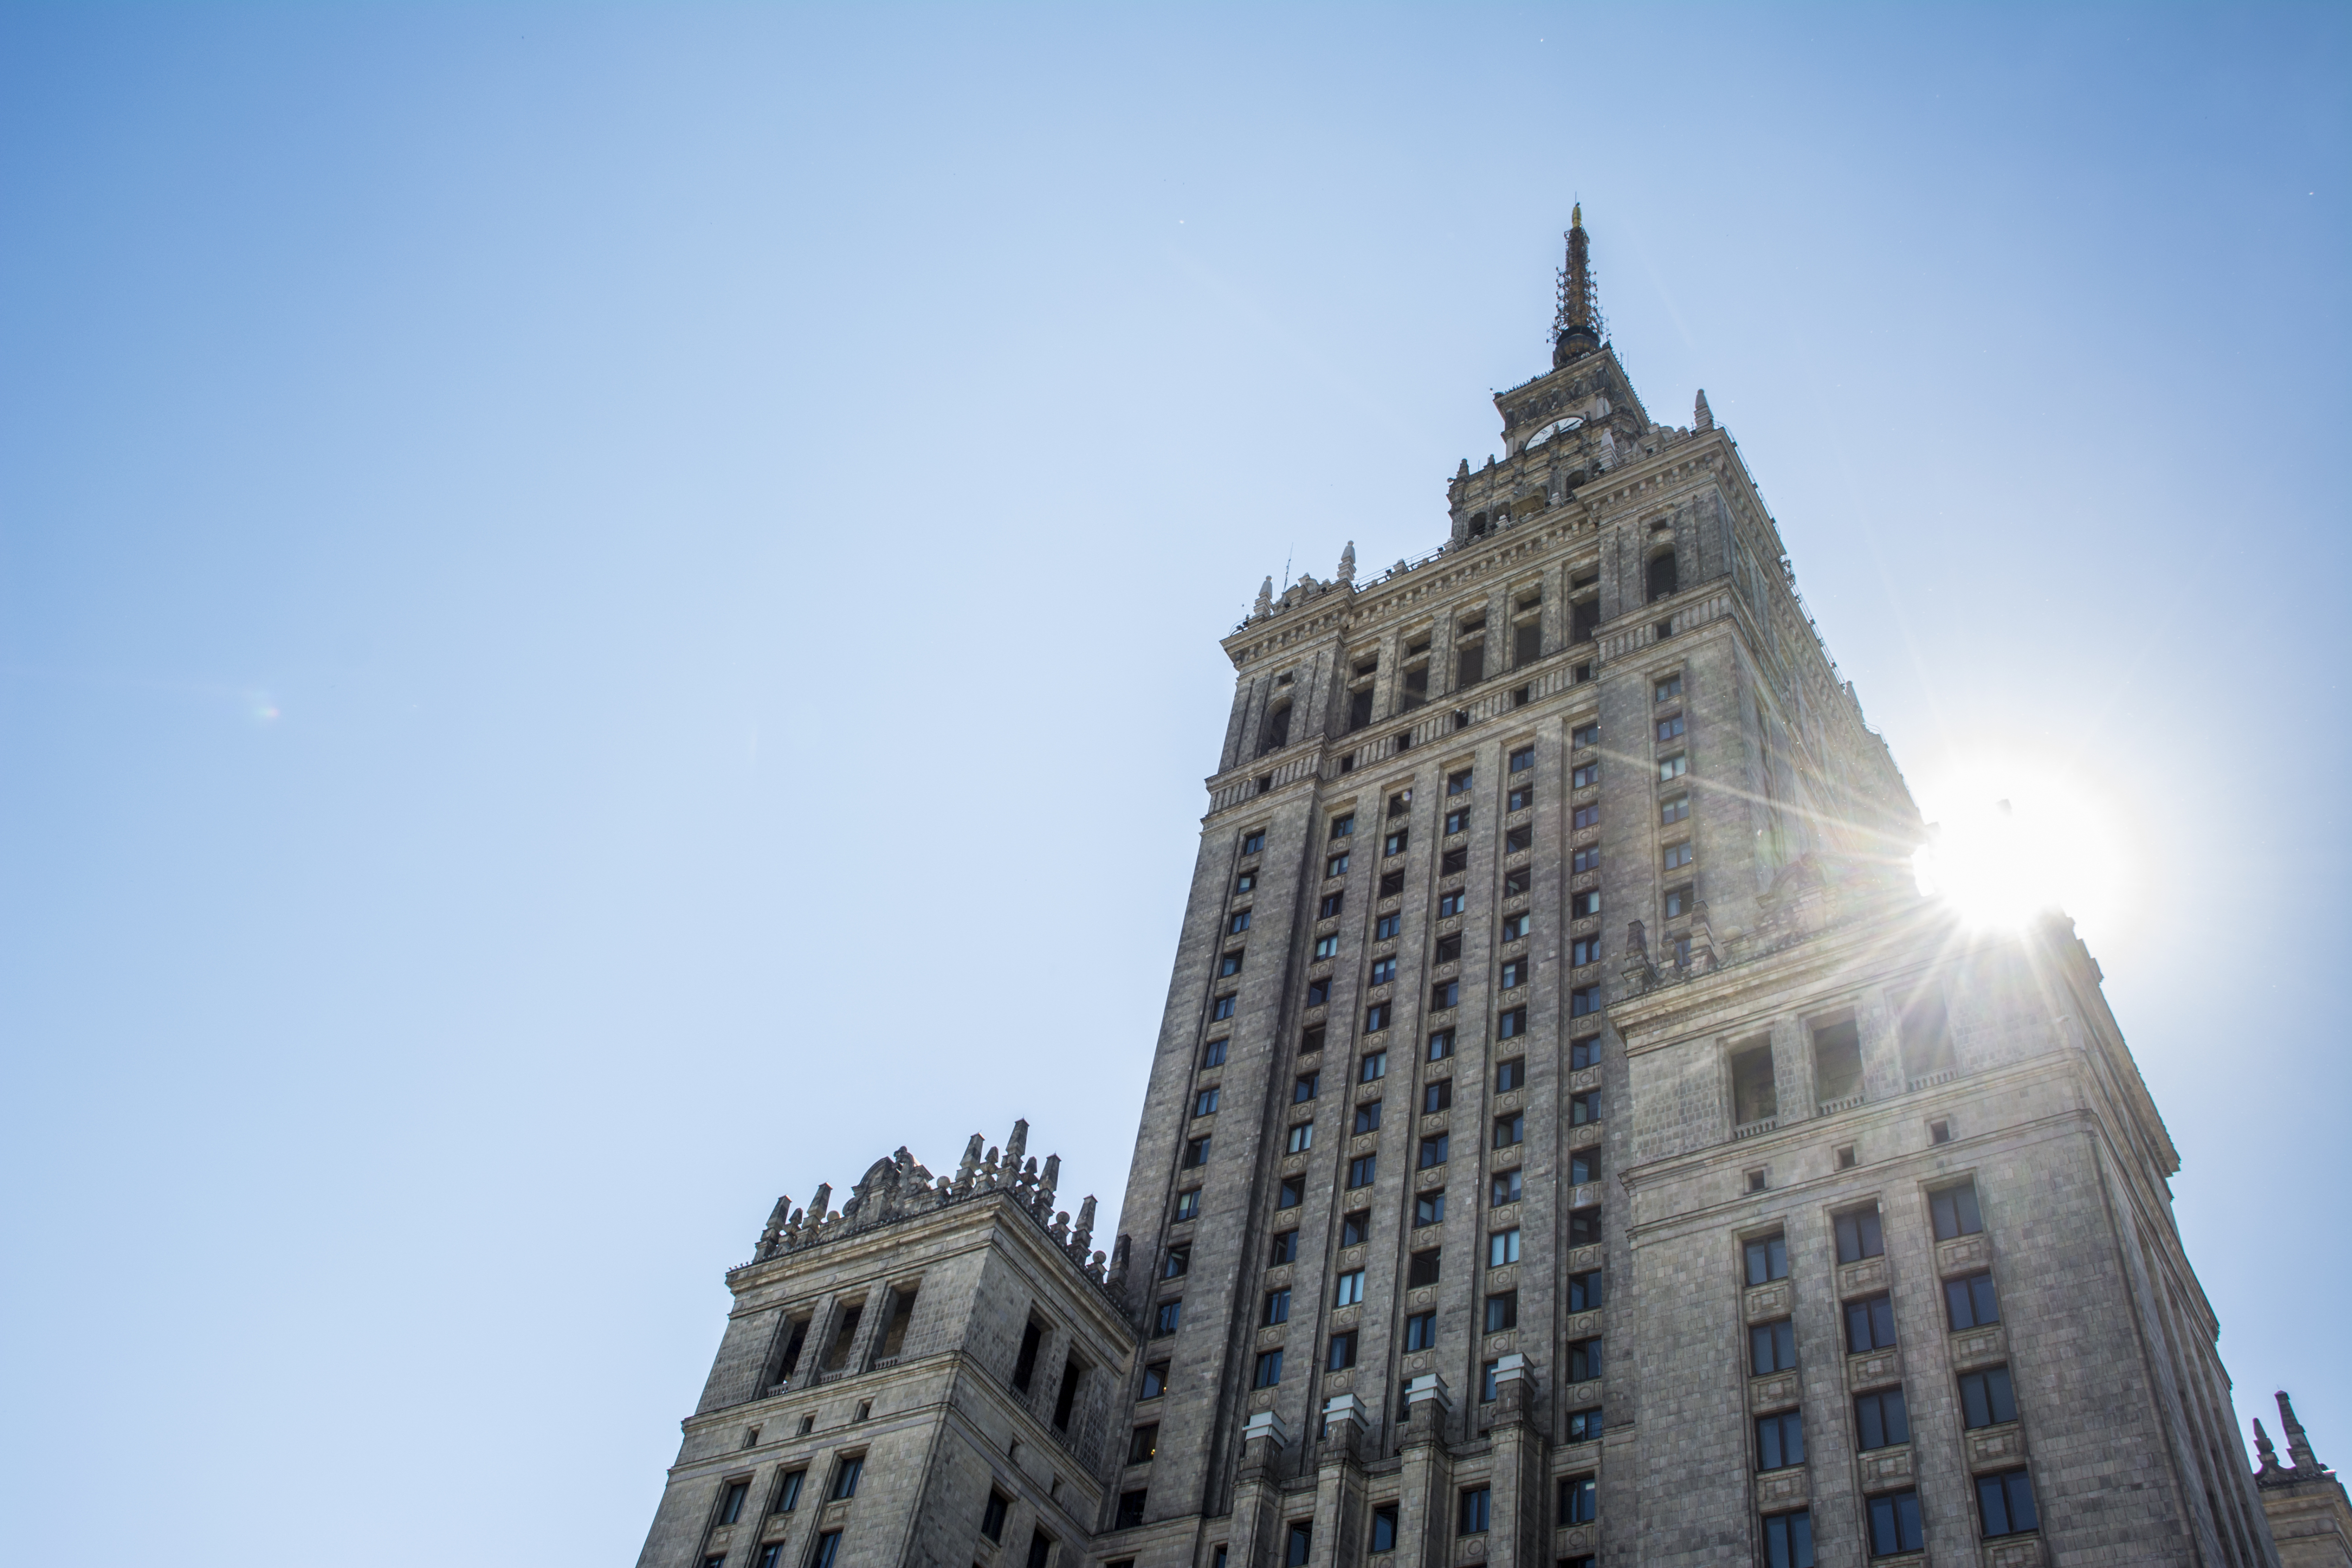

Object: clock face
[1522,415,1585,450]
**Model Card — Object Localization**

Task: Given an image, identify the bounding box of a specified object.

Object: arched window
[1646,548,1679,603]
[1261,701,1293,756]
[1468,512,1489,537]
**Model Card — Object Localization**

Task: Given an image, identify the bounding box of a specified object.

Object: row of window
[1753,1470,2038,1567]
[702,1455,863,1568]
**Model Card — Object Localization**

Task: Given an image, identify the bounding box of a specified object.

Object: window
[1211,995,1236,1021]
[1835,1208,1885,1263]
[1504,824,1534,854]
[1946,1272,2000,1330]
[820,1302,865,1372]
[1515,620,1541,664]
[1499,956,1529,989]
[1978,1470,2039,1538]
[1493,1112,1524,1149]
[1334,1269,1366,1305]
[1502,909,1532,939]
[1568,1269,1604,1311]
[1845,1294,1897,1353]
[1568,1089,1601,1123]
[1153,1301,1181,1336]
[1326,853,1350,879]
[1243,830,1266,855]
[1571,934,1603,966]
[1900,993,1954,1079]
[1229,909,1252,935]
[1140,1361,1168,1400]
[1331,814,1355,840]
[1445,807,1472,835]
[1572,762,1600,788]
[1567,1405,1604,1442]
[1360,1051,1388,1082]
[1745,1233,1789,1285]
[1421,1079,1455,1116]
[1408,1248,1442,1286]
[1571,1035,1602,1069]
[1448,768,1474,795]
[1371,1504,1399,1553]
[1366,1002,1392,1032]
[1027,1531,1056,1568]
[1126,1424,1160,1464]
[1487,1228,1521,1266]
[1495,1057,1524,1091]
[1264,1288,1291,1325]
[1327,1331,1358,1371]
[980,1488,1013,1542]
[1173,1189,1200,1222]
[1285,1121,1314,1154]
[719,1480,751,1525]
[1375,911,1402,939]
[1855,1389,1910,1450]
[1812,1020,1863,1104]
[1663,840,1693,870]
[1193,1087,1220,1117]
[1961,1366,2019,1428]
[1458,1487,1490,1534]
[1660,794,1689,825]
[1437,889,1466,916]
[1497,1007,1527,1038]
[1301,1026,1326,1054]
[1320,892,1345,919]
[1756,1411,1805,1470]
[1404,1310,1438,1350]
[1570,802,1601,831]
[1761,1511,1814,1568]
[1162,1245,1191,1280]
[1387,789,1412,818]
[1569,988,1603,1022]
[1415,1192,1446,1227]
[1419,1134,1450,1168]
[1202,1038,1228,1068]
[1457,641,1486,688]
[1570,598,1601,643]
[1353,1101,1384,1134]
[1646,549,1679,601]
[1236,869,1256,893]
[1569,1206,1602,1245]
[1559,1475,1596,1524]
[1656,713,1686,742]
[1252,1349,1283,1388]
[1183,1137,1211,1169]
[1278,1176,1304,1208]
[1570,888,1602,917]
[1751,1319,1797,1374]
[1509,746,1534,773]
[1370,956,1397,985]
[1378,828,1406,858]
[1427,1029,1456,1061]
[1663,885,1694,918]
[1491,1169,1523,1206]
[1930,1181,1984,1240]
[1508,783,1536,811]
[772,1316,812,1387]
[775,1470,806,1514]
[1270,1229,1299,1264]
[1285,1522,1313,1568]
[830,1455,865,1499]
[1347,1154,1378,1188]
[1440,847,1469,875]
[1573,721,1601,748]
[1484,1290,1517,1332]
[1503,866,1532,895]
[807,1534,843,1568]
[1116,1490,1147,1530]
[1929,1117,1952,1144]
[1435,933,1462,962]
[1567,1335,1602,1381]
[1658,753,1687,781]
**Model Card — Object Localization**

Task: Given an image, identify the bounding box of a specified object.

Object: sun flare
[1910,770,2125,933]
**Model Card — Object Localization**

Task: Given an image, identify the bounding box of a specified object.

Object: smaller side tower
[2256,1392,2352,1568]
[636,1125,1136,1568]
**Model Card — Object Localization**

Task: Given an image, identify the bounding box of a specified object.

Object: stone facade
[641,214,2312,1568]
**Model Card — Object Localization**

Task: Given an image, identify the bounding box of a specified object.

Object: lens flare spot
[1911,773,2121,932]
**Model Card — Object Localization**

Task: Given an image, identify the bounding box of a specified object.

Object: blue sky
[1,5,2344,1563]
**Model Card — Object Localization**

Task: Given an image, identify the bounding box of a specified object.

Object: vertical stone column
[1229,1417,1290,1568]
[1398,1378,1454,1568]
[1485,1359,1547,1568]
[1311,1398,1370,1568]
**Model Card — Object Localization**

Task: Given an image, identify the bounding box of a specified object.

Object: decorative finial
[1694,389,1714,431]
[1572,201,1582,228]
[1253,575,1273,618]
[1337,541,1355,585]
[2281,1390,2327,1473]
[1553,208,1605,366]
[2255,1418,2288,1479]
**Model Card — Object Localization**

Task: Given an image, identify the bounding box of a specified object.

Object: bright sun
[1910,769,2126,933]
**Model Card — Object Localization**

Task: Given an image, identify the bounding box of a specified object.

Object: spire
[1694,389,1714,431]
[1553,204,1605,367]
[2281,1390,2329,1474]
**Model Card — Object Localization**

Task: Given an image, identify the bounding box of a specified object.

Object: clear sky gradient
[2,6,2345,1563]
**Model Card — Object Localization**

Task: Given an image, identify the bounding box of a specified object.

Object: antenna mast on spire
[1552,203,1606,365]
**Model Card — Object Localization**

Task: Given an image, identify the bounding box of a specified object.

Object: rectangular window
[1985,1476,2041,1542]
[1193,1087,1220,1117]
[1567,1405,1604,1443]
[1484,1290,1517,1332]
[1387,789,1411,819]
[1571,935,1603,966]
[719,1480,750,1525]
[1285,1121,1314,1153]
[1263,1288,1290,1326]
[1751,1319,1796,1374]
[1931,1181,1984,1239]
[1115,1491,1147,1530]
[1301,1026,1326,1054]
[1660,795,1689,824]
[1360,1051,1388,1082]
[1487,1228,1521,1266]
[1278,1176,1304,1208]
[1327,1331,1358,1371]
[1448,768,1474,795]
[1493,1112,1524,1148]
[1026,1532,1055,1568]
[1415,1191,1446,1227]
[1571,1035,1602,1069]
[1663,885,1694,918]
[1236,869,1255,893]
[775,1470,806,1514]
[1270,1229,1299,1264]
[1458,1487,1490,1535]
[1435,932,1462,962]
[1572,802,1600,829]
[1571,762,1600,788]
[1379,870,1406,896]
[829,1455,865,1500]
[1383,829,1407,857]
[1813,1020,1863,1104]
[1569,1206,1601,1245]
[1568,1269,1604,1311]
[1353,1101,1384,1134]
[1845,1294,1897,1352]
[808,1533,843,1568]
[1656,675,1682,701]
[1946,1272,2001,1330]
[1761,1512,1813,1568]
[1745,1233,1789,1285]
[1440,847,1468,874]
[1659,753,1687,781]
[1229,909,1252,934]
[1366,1002,1391,1032]
[1855,1388,1910,1450]
[1404,1310,1438,1350]
[1426,1075,1457,1112]
[1162,1245,1191,1280]
[1437,889,1466,916]
[1756,1411,1805,1471]
[1567,1335,1602,1381]
[1835,1208,1885,1263]
[1173,1189,1200,1222]
[1375,911,1402,939]
[1509,746,1534,772]
[1371,1504,1399,1553]
[1490,1169,1522,1206]
[1559,1475,1596,1524]
[1334,1269,1366,1305]
[1573,722,1600,748]
[1495,1057,1524,1091]
[1445,807,1472,835]
[1331,814,1355,840]
[1202,1038,1228,1068]
[1663,840,1693,870]
[1508,783,1535,811]
[1499,956,1529,989]
[1320,892,1345,919]
[1152,1301,1181,1336]
[1140,1362,1168,1400]
[1515,620,1541,664]
[1419,1134,1450,1168]
[1570,984,1601,1016]
[1570,888,1601,917]
[1502,910,1532,939]
[1347,1154,1378,1188]
[1427,1029,1455,1060]
[1326,853,1350,879]
[1497,1007,1526,1038]
[1868,1490,1924,1556]
[1370,956,1397,985]
[1568,1089,1601,1123]
[1504,866,1532,895]
[1960,1366,2019,1428]
[1285,1523,1312,1568]
[1408,1248,1442,1287]
[1504,824,1533,853]
[1243,830,1266,855]
[1211,995,1236,1021]
[1253,1349,1283,1388]
[1127,1424,1160,1464]
[1183,1137,1211,1168]
[1657,713,1686,741]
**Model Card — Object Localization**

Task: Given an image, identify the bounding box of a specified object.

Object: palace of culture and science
[633,214,2348,1568]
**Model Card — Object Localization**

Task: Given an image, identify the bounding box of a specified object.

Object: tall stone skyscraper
[638,213,2297,1568]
